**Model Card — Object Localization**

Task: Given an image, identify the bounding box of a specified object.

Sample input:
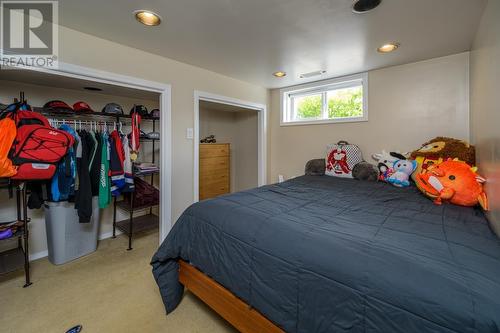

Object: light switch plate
[186,128,194,139]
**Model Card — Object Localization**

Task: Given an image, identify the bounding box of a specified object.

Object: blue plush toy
[386,159,417,187]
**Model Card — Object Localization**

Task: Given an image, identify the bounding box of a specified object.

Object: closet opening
[0,65,170,286]
[193,91,267,202]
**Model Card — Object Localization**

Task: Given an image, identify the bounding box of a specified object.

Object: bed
[151,175,500,333]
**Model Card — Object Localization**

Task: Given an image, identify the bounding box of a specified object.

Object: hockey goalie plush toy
[415,159,488,210]
[325,141,363,178]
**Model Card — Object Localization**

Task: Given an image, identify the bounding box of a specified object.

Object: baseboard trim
[29,230,122,262]
[98,230,122,241]
[29,250,48,261]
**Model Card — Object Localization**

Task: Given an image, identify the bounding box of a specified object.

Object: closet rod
[33,107,158,121]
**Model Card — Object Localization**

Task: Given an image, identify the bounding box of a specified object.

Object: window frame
[280,72,369,126]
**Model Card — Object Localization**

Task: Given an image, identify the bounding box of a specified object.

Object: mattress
[151,175,500,332]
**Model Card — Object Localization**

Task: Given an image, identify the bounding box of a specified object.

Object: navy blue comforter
[151,176,500,332]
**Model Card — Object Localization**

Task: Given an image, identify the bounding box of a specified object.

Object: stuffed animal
[410,137,475,180]
[372,150,407,182]
[386,159,417,187]
[352,162,379,182]
[305,159,326,176]
[415,159,488,210]
[200,135,216,143]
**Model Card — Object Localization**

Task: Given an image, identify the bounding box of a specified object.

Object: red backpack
[2,102,74,180]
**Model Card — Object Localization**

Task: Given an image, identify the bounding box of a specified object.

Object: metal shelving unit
[112,118,159,251]
[32,106,160,251]
[0,184,32,287]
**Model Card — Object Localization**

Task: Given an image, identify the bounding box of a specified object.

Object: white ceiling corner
[58,0,487,89]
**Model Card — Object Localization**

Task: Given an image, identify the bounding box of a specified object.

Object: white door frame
[194,90,267,202]
[11,62,172,243]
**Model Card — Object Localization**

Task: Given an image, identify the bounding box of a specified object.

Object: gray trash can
[44,197,100,265]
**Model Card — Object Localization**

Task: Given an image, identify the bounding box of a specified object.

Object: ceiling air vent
[299,70,326,79]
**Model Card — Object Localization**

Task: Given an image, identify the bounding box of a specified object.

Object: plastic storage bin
[44,197,100,265]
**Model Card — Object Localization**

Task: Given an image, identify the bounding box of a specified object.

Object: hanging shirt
[121,135,135,193]
[89,131,102,196]
[109,130,125,197]
[88,130,98,171]
[74,130,82,159]
[98,132,111,209]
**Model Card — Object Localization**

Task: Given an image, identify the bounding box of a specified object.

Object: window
[281,73,368,125]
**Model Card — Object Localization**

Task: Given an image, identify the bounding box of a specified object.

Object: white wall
[470,0,500,235]
[233,111,259,191]
[269,52,470,182]
[0,80,159,256]
[54,26,268,226]
[199,106,258,192]
[200,108,238,191]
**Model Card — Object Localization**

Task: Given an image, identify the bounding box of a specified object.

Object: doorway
[193,91,267,202]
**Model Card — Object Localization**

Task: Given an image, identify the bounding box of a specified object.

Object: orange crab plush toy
[415,159,488,210]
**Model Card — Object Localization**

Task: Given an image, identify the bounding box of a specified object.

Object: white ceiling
[58,0,486,89]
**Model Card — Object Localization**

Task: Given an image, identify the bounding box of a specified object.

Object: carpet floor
[0,231,235,333]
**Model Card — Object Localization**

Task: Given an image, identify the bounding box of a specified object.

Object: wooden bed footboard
[178,260,284,333]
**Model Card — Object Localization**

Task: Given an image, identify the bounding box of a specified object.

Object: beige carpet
[0,231,235,333]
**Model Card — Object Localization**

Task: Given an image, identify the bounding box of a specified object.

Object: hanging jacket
[27,181,49,209]
[89,131,102,196]
[121,135,135,193]
[98,132,111,208]
[50,124,77,201]
[129,112,141,161]
[74,131,94,223]
[109,130,125,196]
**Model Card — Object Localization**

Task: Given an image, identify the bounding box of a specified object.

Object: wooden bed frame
[178,260,283,333]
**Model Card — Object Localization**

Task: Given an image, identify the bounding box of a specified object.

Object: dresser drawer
[200,172,229,184]
[200,157,229,171]
[200,186,229,200]
[199,143,230,200]
[200,166,229,178]
[200,144,229,159]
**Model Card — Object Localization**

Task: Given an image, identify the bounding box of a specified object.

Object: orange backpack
[0,117,17,178]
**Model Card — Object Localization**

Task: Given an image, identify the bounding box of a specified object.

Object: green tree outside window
[296,95,321,119]
[295,86,363,120]
[328,87,363,118]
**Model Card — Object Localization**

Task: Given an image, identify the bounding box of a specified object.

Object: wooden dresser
[199,143,230,200]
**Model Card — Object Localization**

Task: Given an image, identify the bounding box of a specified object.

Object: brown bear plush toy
[410,137,476,180]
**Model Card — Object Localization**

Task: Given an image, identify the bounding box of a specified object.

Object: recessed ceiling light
[273,71,287,78]
[134,10,161,26]
[352,0,382,13]
[377,42,400,53]
[300,70,327,79]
